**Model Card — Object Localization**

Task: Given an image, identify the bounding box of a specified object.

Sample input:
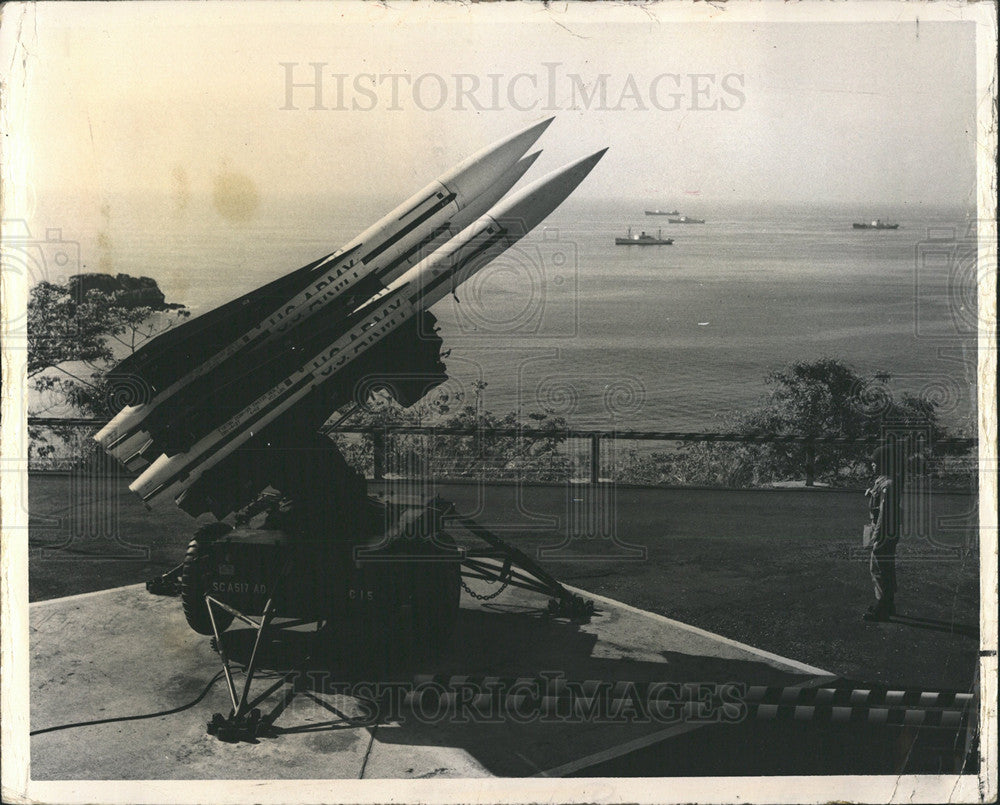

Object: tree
[669,358,951,486]
[28,275,188,417]
[28,275,188,464]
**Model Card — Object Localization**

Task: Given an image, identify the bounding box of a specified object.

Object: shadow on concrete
[564,718,979,777]
[214,606,812,686]
[207,607,873,776]
[887,614,978,639]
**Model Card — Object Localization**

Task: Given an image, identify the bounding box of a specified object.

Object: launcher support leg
[207,598,240,714]
[205,594,277,742]
[453,515,595,619]
[236,598,275,720]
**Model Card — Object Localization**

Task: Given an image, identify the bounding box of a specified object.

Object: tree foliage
[28,275,188,463]
[330,380,573,481]
[28,275,188,416]
[615,358,953,487]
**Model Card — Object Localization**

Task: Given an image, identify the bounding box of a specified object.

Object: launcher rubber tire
[181,522,235,635]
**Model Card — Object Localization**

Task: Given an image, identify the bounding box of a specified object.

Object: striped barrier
[748,703,965,729]
[399,675,975,729]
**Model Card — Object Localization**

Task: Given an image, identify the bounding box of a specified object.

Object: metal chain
[461,577,509,601]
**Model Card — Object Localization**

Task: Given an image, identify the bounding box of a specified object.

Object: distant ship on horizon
[668,215,705,224]
[615,227,674,245]
[645,209,680,216]
[853,218,899,230]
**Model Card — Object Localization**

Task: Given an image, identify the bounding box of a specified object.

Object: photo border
[2,1,995,802]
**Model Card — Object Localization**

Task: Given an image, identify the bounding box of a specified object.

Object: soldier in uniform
[863,443,904,622]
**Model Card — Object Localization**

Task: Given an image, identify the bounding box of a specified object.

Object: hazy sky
[6,2,981,210]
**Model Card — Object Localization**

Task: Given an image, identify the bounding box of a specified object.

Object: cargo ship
[615,227,674,245]
[853,219,899,230]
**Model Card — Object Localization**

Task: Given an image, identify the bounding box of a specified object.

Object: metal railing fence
[26,418,976,489]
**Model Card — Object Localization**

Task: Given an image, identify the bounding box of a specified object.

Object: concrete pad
[30,583,832,779]
[30,586,377,779]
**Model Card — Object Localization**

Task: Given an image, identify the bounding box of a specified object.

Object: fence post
[590,434,601,485]
[372,431,385,481]
[805,443,815,487]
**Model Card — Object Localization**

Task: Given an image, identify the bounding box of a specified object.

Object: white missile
[95,118,553,457]
[129,147,607,506]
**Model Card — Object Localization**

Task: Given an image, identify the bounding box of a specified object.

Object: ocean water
[29,194,979,433]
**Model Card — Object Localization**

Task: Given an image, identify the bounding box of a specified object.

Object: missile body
[95,119,552,460]
[128,148,606,507]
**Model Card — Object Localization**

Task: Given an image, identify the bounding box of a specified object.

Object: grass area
[27,473,979,692]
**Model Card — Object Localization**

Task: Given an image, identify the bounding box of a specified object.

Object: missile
[115,149,545,472]
[95,118,553,459]
[128,147,607,506]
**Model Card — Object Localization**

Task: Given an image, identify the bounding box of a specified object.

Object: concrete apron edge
[562,584,832,677]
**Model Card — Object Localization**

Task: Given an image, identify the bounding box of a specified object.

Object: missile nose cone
[482,118,554,171]
[588,147,610,164]
[518,149,542,172]
[493,147,608,235]
[443,117,555,204]
[492,118,554,159]
[515,115,556,143]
